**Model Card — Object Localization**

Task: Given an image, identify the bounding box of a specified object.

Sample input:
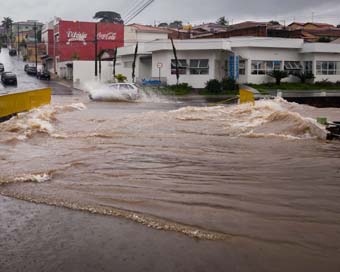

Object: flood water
[1,49,340,268]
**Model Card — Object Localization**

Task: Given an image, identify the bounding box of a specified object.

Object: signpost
[157,62,163,83]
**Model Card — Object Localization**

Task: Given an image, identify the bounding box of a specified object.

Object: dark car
[26,66,37,76]
[0,63,4,73]
[1,72,17,85]
[9,49,17,56]
[37,70,51,80]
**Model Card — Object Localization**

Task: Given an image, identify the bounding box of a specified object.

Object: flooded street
[1,49,340,271]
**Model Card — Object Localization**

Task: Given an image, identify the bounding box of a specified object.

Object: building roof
[117,37,340,56]
[127,24,171,34]
[288,22,335,29]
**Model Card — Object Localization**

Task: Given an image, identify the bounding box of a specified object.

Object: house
[124,24,170,44]
[110,37,340,88]
[288,22,335,30]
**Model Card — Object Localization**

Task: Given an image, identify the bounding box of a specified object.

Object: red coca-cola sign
[55,20,124,61]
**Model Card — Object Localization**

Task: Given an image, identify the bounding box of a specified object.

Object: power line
[125,0,155,24]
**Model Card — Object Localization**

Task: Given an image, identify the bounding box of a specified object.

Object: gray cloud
[1,0,340,26]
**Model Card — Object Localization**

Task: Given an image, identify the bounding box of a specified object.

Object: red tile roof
[127,24,171,33]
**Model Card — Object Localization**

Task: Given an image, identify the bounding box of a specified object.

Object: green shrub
[205,79,222,94]
[115,73,127,83]
[221,77,238,91]
[168,83,192,91]
[293,71,315,83]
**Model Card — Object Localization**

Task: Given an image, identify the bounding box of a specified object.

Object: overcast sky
[1,0,340,26]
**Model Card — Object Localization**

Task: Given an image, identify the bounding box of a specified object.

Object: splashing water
[81,81,172,103]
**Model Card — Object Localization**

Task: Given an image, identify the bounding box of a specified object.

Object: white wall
[73,61,114,84]
[124,26,168,44]
[233,47,301,84]
[312,53,340,82]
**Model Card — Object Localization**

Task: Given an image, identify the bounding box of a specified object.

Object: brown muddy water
[0,92,340,264]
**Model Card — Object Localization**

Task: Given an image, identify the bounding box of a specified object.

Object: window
[316,61,340,75]
[189,59,209,75]
[304,61,313,73]
[171,59,187,75]
[239,59,246,75]
[284,61,302,71]
[251,60,281,75]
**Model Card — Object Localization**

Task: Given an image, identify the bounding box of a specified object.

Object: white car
[89,83,140,101]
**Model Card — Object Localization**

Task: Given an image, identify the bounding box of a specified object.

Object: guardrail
[0,88,52,122]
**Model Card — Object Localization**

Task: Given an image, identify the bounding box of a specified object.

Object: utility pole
[17,23,20,58]
[34,22,38,68]
[94,23,98,78]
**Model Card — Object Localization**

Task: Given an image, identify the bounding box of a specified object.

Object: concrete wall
[73,61,114,84]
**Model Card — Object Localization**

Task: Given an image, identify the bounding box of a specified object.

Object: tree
[269,20,280,25]
[268,70,289,85]
[318,36,331,43]
[158,22,169,28]
[293,71,315,83]
[169,21,183,29]
[216,16,228,26]
[1,17,13,44]
[93,11,124,24]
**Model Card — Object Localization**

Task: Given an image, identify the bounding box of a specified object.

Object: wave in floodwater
[169,98,328,140]
[82,80,173,103]
[0,103,86,142]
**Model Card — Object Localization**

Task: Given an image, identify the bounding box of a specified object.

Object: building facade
[41,19,124,78]
[112,37,340,88]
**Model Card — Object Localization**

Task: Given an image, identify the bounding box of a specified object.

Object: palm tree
[268,70,289,85]
[1,17,13,45]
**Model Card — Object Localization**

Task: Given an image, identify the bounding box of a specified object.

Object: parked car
[1,72,17,85]
[9,49,17,56]
[26,66,37,76]
[0,63,4,73]
[37,70,51,80]
[88,83,140,101]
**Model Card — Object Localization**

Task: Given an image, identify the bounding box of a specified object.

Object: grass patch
[199,89,239,96]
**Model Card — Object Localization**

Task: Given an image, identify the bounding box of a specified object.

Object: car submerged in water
[88,83,140,101]
[1,72,17,85]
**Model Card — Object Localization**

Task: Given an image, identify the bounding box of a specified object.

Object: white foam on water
[170,98,328,140]
[0,103,86,141]
[14,173,52,183]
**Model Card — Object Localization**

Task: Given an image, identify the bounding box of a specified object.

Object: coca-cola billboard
[55,20,124,61]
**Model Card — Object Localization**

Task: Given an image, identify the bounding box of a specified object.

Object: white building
[113,37,340,88]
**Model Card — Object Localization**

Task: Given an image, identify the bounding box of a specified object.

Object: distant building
[41,19,124,79]
[124,24,170,44]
